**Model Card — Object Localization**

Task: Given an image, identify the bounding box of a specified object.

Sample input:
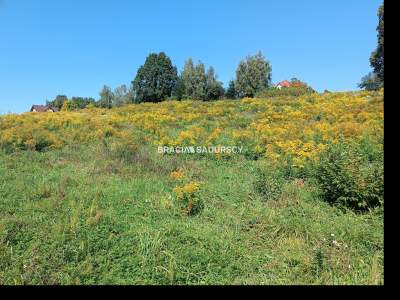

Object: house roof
[30,105,59,112]
[275,80,307,88]
[276,80,291,87]
[31,105,48,112]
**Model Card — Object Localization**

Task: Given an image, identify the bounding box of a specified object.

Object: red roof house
[275,80,291,89]
[275,80,307,89]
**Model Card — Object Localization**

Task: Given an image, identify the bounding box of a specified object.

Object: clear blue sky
[0,0,382,114]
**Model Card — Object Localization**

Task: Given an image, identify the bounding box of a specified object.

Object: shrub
[256,86,315,98]
[172,181,203,216]
[32,132,58,151]
[313,140,383,211]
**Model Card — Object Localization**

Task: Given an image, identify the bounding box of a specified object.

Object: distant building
[30,105,59,112]
[275,80,291,89]
[275,80,307,89]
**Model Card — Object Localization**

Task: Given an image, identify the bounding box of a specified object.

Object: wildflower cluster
[1,90,383,173]
[169,169,203,216]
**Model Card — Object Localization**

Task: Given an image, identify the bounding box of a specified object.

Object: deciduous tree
[180,59,224,101]
[225,80,237,99]
[235,51,272,98]
[97,85,114,108]
[132,52,178,103]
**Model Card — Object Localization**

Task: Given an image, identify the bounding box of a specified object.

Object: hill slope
[0,91,383,284]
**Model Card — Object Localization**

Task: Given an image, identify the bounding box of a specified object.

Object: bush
[313,140,383,211]
[172,182,203,216]
[256,86,315,98]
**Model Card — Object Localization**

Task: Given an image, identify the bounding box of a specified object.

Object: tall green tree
[205,66,224,101]
[225,80,237,99]
[172,77,185,100]
[47,95,68,110]
[112,84,133,107]
[97,85,114,108]
[359,72,382,91]
[235,51,272,98]
[132,52,178,103]
[181,58,196,99]
[180,59,223,101]
[360,4,384,90]
[370,4,384,83]
[194,63,207,100]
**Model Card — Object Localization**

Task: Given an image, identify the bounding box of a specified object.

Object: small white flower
[332,240,341,247]
[330,233,335,237]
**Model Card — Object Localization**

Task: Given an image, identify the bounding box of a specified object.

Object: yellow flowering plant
[172,181,203,216]
[0,90,383,171]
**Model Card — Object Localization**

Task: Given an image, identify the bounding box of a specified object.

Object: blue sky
[0,0,382,114]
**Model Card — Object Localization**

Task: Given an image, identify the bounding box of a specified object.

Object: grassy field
[0,91,384,285]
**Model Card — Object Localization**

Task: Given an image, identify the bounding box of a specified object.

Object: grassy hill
[0,90,383,284]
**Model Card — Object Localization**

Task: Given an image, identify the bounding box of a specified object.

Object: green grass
[0,142,383,285]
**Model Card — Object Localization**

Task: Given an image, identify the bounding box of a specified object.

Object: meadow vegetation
[0,90,383,284]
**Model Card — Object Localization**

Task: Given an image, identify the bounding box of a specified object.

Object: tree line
[47,51,273,110]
